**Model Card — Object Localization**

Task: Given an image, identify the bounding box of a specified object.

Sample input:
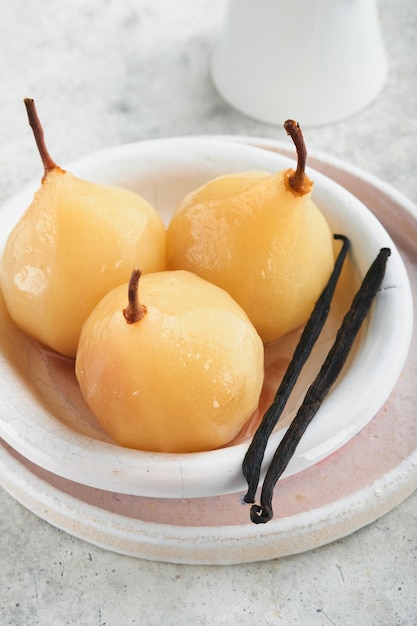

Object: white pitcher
[211,0,387,126]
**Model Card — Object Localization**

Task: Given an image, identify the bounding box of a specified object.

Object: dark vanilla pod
[249,247,391,524]
[243,234,350,503]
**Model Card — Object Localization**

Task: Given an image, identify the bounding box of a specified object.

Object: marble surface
[1,0,417,624]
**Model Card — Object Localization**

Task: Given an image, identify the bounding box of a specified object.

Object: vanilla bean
[250,247,391,524]
[242,234,350,503]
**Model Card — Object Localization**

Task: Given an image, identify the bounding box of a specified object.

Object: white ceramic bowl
[0,137,413,498]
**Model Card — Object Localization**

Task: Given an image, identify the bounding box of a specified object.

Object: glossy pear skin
[167,170,334,343]
[0,168,166,357]
[75,270,264,453]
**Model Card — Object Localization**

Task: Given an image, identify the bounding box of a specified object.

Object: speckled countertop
[1,1,417,624]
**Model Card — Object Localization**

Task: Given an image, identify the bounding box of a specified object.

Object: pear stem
[24,98,57,176]
[283,119,312,196]
[123,269,147,324]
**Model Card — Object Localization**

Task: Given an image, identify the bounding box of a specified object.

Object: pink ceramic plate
[0,137,416,564]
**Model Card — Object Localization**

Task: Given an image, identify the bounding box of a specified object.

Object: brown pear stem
[283,119,313,196]
[123,269,147,324]
[24,98,57,176]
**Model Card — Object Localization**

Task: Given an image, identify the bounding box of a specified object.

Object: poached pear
[0,99,166,357]
[166,120,334,343]
[75,269,264,453]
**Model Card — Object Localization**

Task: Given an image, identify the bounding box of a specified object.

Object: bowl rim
[0,136,413,498]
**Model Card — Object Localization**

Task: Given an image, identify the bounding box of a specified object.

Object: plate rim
[1,135,417,564]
